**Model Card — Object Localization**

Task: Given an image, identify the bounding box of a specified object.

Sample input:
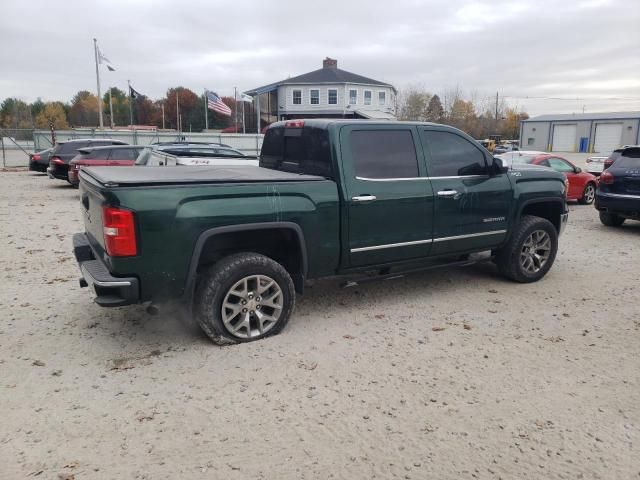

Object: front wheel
[579,183,596,205]
[599,211,625,227]
[495,215,559,283]
[194,253,295,345]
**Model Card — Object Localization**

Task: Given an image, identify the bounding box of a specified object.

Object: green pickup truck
[73,119,568,345]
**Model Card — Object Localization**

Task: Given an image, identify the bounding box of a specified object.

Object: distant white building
[245,58,396,128]
[520,111,640,154]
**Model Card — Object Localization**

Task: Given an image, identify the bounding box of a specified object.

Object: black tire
[194,252,295,345]
[599,211,625,227]
[495,215,558,283]
[578,182,596,205]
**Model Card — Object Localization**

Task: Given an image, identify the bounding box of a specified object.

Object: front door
[340,125,434,267]
[420,127,512,256]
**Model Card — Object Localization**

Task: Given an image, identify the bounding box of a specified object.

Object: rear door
[340,125,434,267]
[420,127,512,256]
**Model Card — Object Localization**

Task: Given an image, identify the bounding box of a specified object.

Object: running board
[340,255,494,288]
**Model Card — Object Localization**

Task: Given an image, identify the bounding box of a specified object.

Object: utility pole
[161,103,165,130]
[204,89,208,131]
[495,91,499,122]
[93,38,104,129]
[234,87,238,128]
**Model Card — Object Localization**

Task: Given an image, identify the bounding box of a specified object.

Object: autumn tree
[0,98,33,129]
[35,102,68,129]
[425,94,444,123]
[102,88,132,126]
[69,90,99,127]
[397,87,431,121]
[164,87,199,130]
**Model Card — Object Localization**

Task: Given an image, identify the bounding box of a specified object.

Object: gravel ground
[1,170,638,480]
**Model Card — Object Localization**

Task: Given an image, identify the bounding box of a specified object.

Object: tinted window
[84,149,110,160]
[57,142,88,154]
[615,148,640,168]
[260,126,333,178]
[112,148,138,161]
[350,130,418,179]
[424,130,487,176]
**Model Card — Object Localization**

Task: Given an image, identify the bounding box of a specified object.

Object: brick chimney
[322,57,338,69]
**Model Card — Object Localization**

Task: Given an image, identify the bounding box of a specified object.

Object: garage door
[551,124,577,152]
[593,123,623,154]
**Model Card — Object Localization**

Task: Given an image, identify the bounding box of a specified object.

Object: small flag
[129,85,144,99]
[206,91,232,116]
[97,45,115,71]
[239,93,253,102]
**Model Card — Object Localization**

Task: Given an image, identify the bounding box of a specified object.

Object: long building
[520,111,640,154]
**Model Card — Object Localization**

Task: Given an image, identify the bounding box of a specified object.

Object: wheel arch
[183,222,308,304]
[516,197,566,233]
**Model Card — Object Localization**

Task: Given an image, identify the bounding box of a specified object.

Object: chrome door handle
[437,190,458,197]
[351,195,377,203]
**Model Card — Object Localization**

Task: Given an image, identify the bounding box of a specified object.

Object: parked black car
[29,147,53,172]
[596,146,640,226]
[47,139,128,181]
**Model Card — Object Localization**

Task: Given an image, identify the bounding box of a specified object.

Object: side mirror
[492,157,509,174]
[575,167,582,173]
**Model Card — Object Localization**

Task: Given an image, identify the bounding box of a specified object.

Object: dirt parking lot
[1,170,638,479]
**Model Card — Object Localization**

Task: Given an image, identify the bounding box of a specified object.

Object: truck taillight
[600,171,614,185]
[102,206,137,257]
[285,120,304,128]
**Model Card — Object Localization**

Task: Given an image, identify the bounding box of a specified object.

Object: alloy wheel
[520,230,551,274]
[221,275,283,339]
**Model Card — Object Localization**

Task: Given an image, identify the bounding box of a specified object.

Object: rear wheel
[194,253,295,345]
[599,211,625,227]
[579,183,595,205]
[496,215,558,283]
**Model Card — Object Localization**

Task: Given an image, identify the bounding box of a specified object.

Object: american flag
[206,91,232,116]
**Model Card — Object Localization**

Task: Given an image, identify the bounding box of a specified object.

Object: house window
[328,89,338,105]
[527,138,535,145]
[349,89,357,105]
[364,90,372,105]
[310,89,319,105]
[378,91,386,106]
[292,90,302,105]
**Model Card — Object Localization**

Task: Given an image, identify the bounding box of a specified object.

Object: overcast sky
[1,0,639,116]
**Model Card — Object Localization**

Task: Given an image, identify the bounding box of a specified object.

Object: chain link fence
[2,128,264,168]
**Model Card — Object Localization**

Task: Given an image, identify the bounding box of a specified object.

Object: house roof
[245,67,395,95]
[523,111,640,122]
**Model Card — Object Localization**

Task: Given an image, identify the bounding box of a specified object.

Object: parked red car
[68,145,145,187]
[502,152,598,204]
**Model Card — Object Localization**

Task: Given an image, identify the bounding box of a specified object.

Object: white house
[245,58,396,129]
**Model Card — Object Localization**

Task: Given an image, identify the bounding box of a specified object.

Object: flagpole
[204,89,208,131]
[108,87,114,128]
[93,38,104,129]
[127,80,134,127]
[242,99,246,134]
[234,87,238,129]
[176,92,180,132]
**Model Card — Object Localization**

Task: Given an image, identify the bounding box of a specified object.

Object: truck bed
[81,165,327,186]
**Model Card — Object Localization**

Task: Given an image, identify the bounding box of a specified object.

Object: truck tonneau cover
[82,165,327,186]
